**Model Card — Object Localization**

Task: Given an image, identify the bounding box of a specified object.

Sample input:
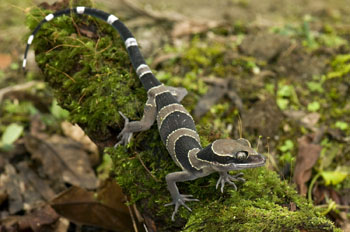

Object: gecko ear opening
[237,138,251,147]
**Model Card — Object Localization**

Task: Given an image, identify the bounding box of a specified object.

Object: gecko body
[23,7,266,221]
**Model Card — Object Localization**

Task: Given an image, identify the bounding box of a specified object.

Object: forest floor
[0,0,349,231]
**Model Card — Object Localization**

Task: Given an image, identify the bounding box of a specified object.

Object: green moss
[27,6,145,137]
[184,169,339,232]
[328,54,350,79]
[109,142,339,231]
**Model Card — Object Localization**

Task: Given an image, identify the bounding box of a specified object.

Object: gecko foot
[216,172,245,193]
[114,111,133,147]
[164,194,199,221]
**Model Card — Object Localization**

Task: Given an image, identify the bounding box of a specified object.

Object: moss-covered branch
[27,1,340,231]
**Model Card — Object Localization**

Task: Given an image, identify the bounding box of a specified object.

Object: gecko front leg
[115,98,157,147]
[216,171,245,193]
[115,85,187,147]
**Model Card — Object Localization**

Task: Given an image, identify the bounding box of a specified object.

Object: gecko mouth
[232,153,266,169]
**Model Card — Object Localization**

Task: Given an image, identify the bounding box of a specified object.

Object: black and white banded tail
[23,6,161,91]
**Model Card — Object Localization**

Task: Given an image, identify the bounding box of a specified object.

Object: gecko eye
[236,151,248,160]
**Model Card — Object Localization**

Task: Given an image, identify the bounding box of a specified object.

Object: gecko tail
[23,6,161,90]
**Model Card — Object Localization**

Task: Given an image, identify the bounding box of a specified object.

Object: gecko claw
[165,194,199,221]
[114,111,133,147]
[216,172,245,193]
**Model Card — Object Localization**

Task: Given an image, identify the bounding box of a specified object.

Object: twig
[124,196,139,232]
[0,81,41,103]
[46,64,76,82]
[316,204,350,210]
[46,44,82,54]
[136,153,160,182]
[120,0,185,22]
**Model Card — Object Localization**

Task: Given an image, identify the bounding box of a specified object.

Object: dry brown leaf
[0,53,12,70]
[24,134,98,190]
[96,180,129,215]
[18,205,59,231]
[0,160,57,215]
[17,162,56,201]
[284,110,320,131]
[0,81,40,103]
[171,20,220,38]
[151,53,179,68]
[54,217,70,232]
[51,186,133,231]
[0,205,59,232]
[293,134,322,196]
[300,112,320,128]
[194,78,228,118]
[60,121,98,156]
[312,185,341,205]
[1,163,25,214]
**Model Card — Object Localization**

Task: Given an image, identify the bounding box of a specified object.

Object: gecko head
[197,138,266,172]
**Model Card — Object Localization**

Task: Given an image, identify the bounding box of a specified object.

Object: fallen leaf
[51,186,133,231]
[300,112,320,128]
[194,78,228,118]
[293,134,322,196]
[17,162,56,201]
[24,134,98,190]
[312,185,341,205]
[60,121,98,156]
[1,163,24,214]
[18,205,59,231]
[321,171,348,186]
[284,110,320,130]
[171,20,220,38]
[96,179,129,216]
[0,53,12,70]
[54,217,70,232]
[0,161,55,215]
[0,123,24,147]
[151,53,179,68]
[0,205,59,232]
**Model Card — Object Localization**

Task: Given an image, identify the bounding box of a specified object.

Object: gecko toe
[217,172,242,193]
[166,194,199,221]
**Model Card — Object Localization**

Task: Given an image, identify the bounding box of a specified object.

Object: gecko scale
[23,7,266,221]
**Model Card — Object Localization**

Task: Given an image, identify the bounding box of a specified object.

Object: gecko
[23,6,266,221]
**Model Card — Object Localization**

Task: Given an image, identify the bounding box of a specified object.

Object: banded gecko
[23,7,266,221]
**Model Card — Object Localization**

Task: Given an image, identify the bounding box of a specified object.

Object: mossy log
[27,1,340,231]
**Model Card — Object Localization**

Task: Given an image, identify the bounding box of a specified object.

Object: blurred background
[0,0,349,231]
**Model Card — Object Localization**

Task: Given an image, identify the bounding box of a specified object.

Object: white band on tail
[107,15,118,24]
[45,13,54,21]
[136,64,152,78]
[27,35,34,45]
[125,38,138,48]
[76,6,85,14]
